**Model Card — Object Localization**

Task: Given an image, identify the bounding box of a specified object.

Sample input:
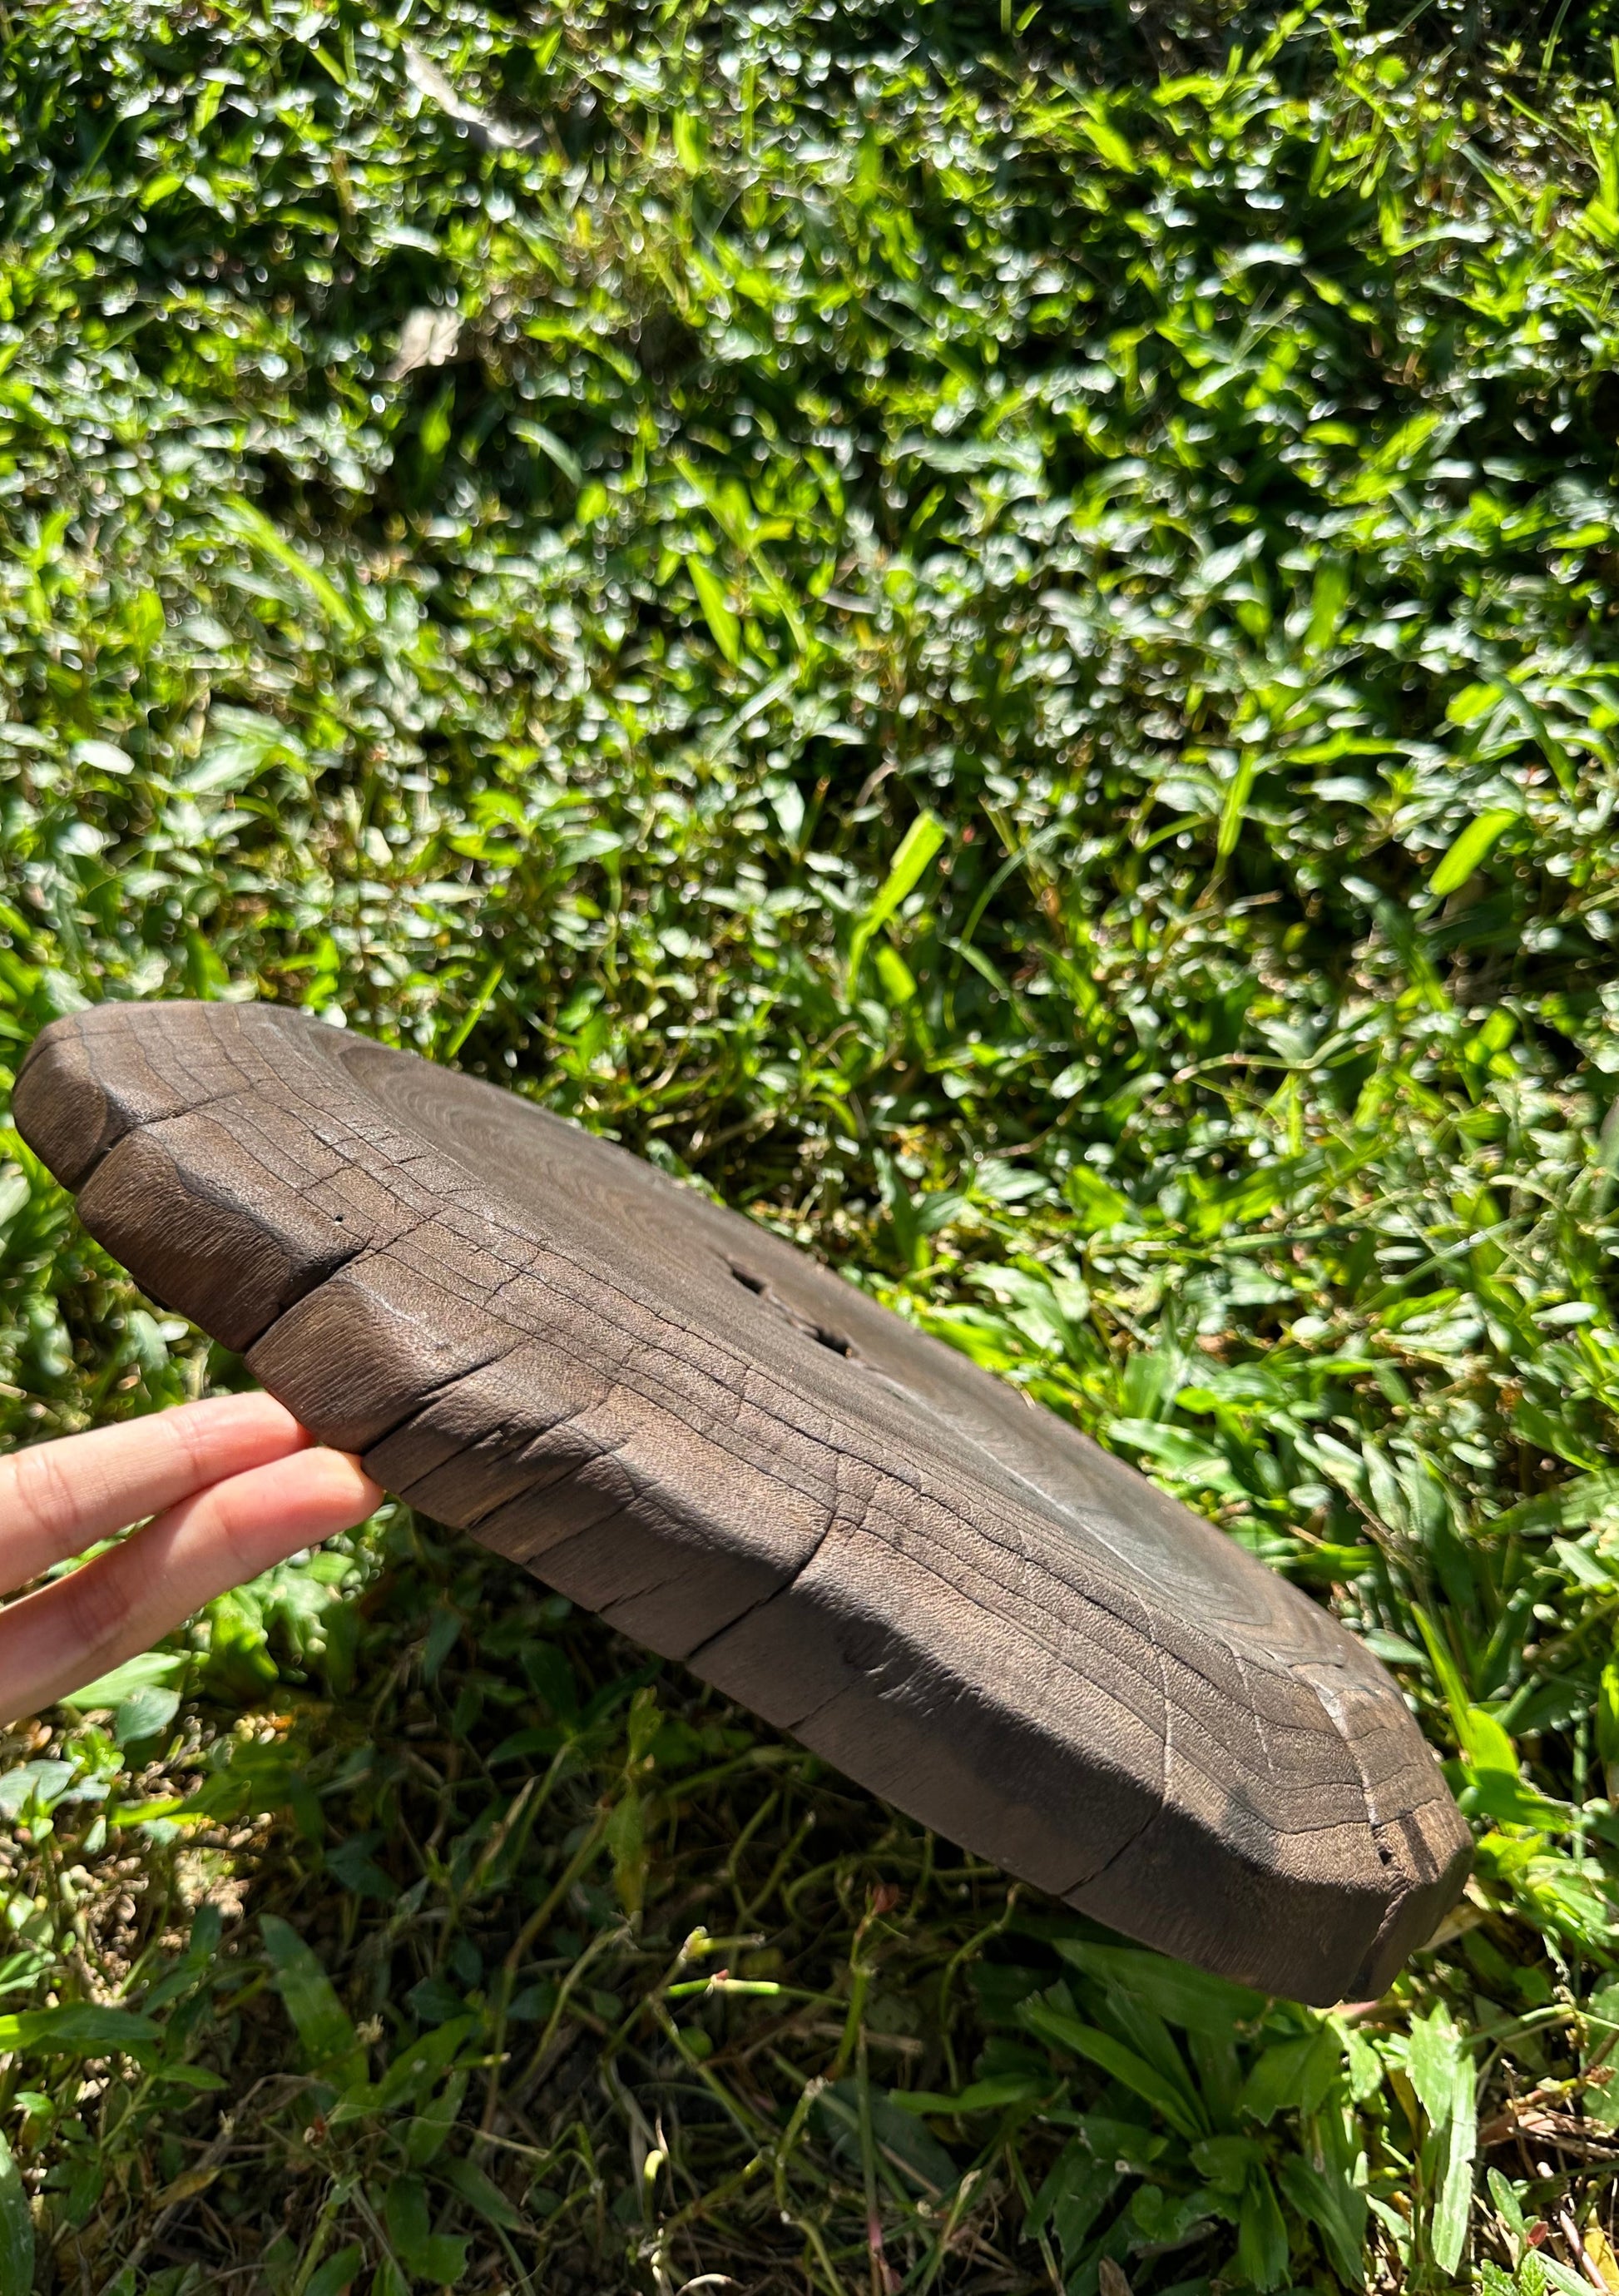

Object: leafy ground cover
[6,0,1619,2285]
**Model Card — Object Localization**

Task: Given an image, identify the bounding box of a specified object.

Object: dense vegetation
[6,0,1619,2285]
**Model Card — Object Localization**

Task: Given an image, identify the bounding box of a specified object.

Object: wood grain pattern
[12,999,1471,2001]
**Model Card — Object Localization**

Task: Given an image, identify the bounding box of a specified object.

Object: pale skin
[0,1394,383,1727]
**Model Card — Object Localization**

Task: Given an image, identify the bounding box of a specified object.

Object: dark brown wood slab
[12,1000,1470,2001]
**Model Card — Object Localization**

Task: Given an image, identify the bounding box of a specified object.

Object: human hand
[0,1393,382,1726]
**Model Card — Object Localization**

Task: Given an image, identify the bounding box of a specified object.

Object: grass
[6,0,1619,2284]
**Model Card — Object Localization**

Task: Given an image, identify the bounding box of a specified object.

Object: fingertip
[238,1444,383,1531]
[303,1448,385,1520]
[173,1390,312,1450]
[161,1447,384,1594]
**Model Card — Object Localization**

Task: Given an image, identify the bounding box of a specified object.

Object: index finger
[0,1393,312,1594]
[0,1445,383,1726]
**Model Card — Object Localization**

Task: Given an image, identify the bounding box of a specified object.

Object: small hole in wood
[732,1267,854,1360]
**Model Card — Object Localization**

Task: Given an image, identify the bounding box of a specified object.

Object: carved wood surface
[12,1000,1470,2000]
